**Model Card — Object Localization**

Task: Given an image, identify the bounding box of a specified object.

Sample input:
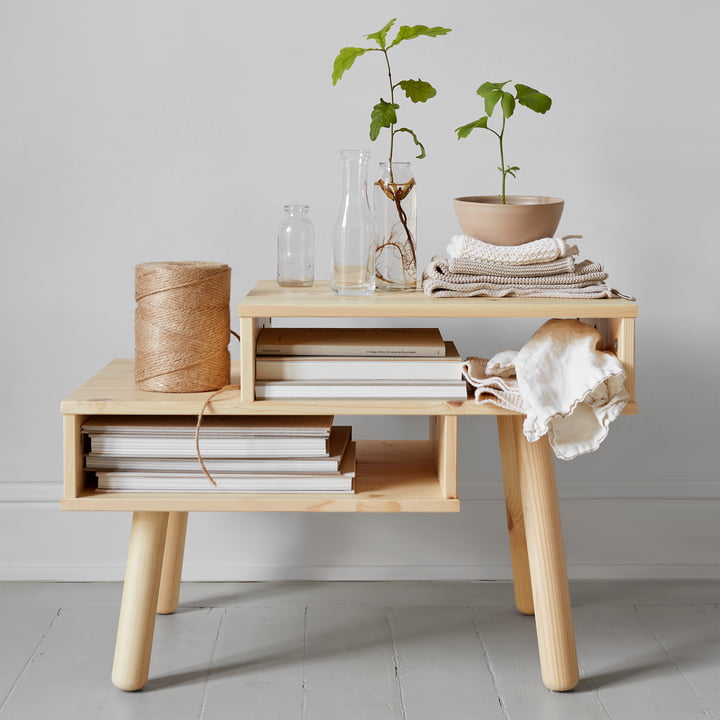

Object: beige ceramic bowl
[453,195,564,246]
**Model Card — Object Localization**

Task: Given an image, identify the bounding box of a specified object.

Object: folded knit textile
[423,255,614,299]
[423,233,616,298]
[447,234,579,265]
[462,319,629,460]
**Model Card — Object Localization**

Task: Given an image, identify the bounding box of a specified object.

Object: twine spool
[135,261,231,392]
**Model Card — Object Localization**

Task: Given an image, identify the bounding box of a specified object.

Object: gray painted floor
[0,580,718,719]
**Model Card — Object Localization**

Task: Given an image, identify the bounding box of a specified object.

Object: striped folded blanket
[422,256,613,299]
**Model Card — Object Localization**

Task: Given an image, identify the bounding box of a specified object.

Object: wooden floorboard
[390,606,507,720]
[0,608,60,709]
[0,581,717,720]
[303,606,403,720]
[201,607,305,720]
[635,604,720,719]
[575,603,713,720]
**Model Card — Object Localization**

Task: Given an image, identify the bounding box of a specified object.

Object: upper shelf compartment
[237,281,637,409]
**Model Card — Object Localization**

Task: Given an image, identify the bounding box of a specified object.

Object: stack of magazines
[83,415,355,493]
[254,327,468,400]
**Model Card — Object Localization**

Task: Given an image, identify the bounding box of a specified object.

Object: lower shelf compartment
[61,440,460,513]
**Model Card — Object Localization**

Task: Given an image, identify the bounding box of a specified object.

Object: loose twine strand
[135,262,231,392]
[194,384,240,487]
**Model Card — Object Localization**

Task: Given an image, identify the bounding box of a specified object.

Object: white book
[254,380,469,401]
[96,443,356,493]
[256,342,462,381]
[88,434,330,458]
[87,427,351,473]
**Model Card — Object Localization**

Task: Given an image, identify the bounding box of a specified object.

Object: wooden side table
[61,281,637,692]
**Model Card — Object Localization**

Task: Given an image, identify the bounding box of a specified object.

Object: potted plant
[332,19,452,290]
[454,81,563,246]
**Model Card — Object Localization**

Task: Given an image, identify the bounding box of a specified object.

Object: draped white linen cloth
[462,319,629,460]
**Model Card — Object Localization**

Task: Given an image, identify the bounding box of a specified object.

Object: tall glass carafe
[332,149,375,295]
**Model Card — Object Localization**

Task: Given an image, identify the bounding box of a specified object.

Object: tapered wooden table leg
[516,433,579,692]
[157,511,188,615]
[112,511,169,691]
[497,415,534,615]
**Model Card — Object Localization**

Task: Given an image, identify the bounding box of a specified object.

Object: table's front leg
[516,432,579,692]
[112,511,169,691]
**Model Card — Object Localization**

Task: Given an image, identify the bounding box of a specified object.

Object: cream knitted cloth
[448,234,579,265]
[448,255,577,277]
[423,256,614,298]
[462,319,629,460]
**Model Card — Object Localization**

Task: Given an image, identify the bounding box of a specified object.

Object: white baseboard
[1,493,718,581]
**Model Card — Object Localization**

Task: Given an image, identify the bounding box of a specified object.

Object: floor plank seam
[0,607,61,716]
[575,659,613,720]
[301,606,308,720]
[386,607,408,720]
[633,603,719,720]
[195,607,227,720]
[470,606,511,720]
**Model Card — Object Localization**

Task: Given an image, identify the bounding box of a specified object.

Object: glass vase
[374,161,417,292]
[332,149,376,296]
[276,204,314,287]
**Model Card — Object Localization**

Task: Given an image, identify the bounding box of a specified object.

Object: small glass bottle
[277,204,314,287]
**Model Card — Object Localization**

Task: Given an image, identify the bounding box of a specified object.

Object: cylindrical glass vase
[277,204,314,287]
[374,162,417,291]
[332,149,376,296]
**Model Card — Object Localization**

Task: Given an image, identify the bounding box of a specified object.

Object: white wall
[1,0,718,580]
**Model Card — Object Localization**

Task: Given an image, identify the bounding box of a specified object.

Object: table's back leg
[516,432,579,691]
[112,511,169,691]
[157,511,188,615]
[497,415,534,615]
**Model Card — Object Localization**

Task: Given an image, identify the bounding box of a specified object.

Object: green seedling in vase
[332,18,451,285]
[456,81,552,203]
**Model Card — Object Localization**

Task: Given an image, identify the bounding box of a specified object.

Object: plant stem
[499,113,506,204]
[382,48,395,171]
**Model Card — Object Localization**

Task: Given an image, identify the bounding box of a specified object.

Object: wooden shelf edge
[60,495,460,513]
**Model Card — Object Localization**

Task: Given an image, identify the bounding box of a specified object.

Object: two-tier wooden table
[61,280,637,692]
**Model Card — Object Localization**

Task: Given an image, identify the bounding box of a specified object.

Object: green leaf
[455,116,489,139]
[365,18,396,49]
[394,127,427,159]
[389,24,452,48]
[477,81,509,97]
[397,79,437,103]
[477,82,507,116]
[501,91,516,118]
[515,84,552,113]
[332,47,369,85]
[505,165,520,178]
[369,99,399,140]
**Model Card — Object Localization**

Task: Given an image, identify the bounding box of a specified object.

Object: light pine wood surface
[59,283,639,696]
[0,581,716,720]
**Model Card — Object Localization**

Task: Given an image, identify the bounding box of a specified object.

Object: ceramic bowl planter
[453,195,564,246]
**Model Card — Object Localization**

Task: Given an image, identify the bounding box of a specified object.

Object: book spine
[255,359,462,382]
[257,343,445,357]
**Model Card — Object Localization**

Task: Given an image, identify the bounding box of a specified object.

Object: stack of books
[254,327,468,400]
[83,415,355,493]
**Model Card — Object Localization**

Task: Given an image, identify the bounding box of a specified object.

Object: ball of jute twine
[135,261,231,392]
